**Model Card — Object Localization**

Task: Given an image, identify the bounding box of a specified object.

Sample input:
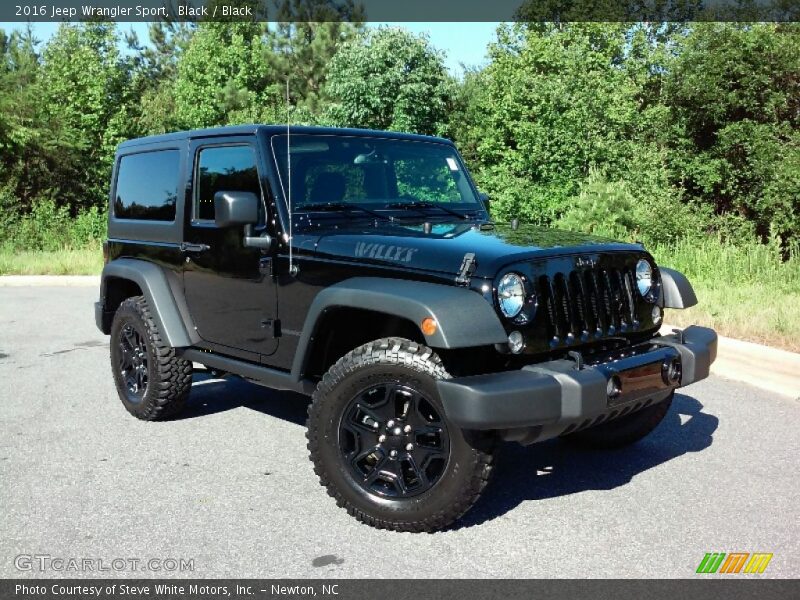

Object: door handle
[180,242,210,253]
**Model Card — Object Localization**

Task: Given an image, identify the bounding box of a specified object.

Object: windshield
[270,134,484,217]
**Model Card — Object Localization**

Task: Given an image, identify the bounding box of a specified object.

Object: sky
[0,21,500,75]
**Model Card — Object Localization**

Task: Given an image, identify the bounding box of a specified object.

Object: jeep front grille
[537,266,639,345]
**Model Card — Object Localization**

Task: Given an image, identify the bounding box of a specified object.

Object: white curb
[0,275,100,286]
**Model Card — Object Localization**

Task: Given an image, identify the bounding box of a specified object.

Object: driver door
[182,137,279,360]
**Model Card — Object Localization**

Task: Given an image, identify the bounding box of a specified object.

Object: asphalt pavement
[1,286,797,578]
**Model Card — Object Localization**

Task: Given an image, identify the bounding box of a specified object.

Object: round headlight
[497,273,526,318]
[636,259,654,299]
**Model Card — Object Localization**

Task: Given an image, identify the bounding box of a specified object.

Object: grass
[651,238,800,352]
[0,246,103,275]
[1,238,798,352]
[663,282,800,352]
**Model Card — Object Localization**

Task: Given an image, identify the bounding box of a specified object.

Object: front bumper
[437,325,717,441]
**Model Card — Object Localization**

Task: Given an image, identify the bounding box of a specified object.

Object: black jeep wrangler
[95,125,717,531]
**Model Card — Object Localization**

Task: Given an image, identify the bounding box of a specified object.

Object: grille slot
[538,264,639,345]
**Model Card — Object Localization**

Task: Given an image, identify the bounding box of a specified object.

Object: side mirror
[479,191,491,214]
[214,191,272,251]
[214,191,258,228]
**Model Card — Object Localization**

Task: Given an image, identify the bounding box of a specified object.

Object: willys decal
[355,242,419,263]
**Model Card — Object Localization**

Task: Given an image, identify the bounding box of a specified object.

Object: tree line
[1,12,798,252]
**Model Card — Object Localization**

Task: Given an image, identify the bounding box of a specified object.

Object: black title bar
[2,0,800,22]
[2,579,799,600]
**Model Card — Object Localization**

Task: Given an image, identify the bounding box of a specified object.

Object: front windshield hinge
[455,252,477,286]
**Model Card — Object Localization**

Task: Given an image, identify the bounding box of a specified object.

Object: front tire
[306,338,496,532]
[110,296,192,420]
[563,391,674,449]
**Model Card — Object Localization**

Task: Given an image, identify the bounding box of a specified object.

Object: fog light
[652,305,662,324]
[662,358,682,385]
[508,331,524,354]
[607,375,622,398]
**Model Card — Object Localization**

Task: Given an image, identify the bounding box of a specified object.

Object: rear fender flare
[100,259,198,348]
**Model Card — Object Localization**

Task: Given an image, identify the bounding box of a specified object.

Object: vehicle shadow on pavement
[176,379,718,530]
[457,393,719,529]
[175,374,311,425]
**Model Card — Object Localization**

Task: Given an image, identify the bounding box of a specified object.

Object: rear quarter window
[113,150,180,221]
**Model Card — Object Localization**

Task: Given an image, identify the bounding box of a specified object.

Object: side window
[195,145,261,222]
[114,150,180,221]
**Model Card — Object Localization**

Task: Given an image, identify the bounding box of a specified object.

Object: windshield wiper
[297,202,393,221]
[386,201,471,220]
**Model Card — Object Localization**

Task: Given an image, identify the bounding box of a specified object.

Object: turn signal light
[420,317,438,336]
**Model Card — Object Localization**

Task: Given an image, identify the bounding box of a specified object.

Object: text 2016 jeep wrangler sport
[95,125,717,532]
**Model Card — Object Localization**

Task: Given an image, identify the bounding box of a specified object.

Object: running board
[180,349,315,395]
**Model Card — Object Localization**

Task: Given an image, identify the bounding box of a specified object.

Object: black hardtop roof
[117,125,454,150]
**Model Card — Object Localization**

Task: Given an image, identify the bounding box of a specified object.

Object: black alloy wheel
[117,323,149,403]
[339,383,450,498]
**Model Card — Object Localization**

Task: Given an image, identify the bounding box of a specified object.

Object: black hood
[296,220,645,278]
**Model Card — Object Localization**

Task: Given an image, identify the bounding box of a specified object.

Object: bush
[68,205,107,248]
[554,170,639,240]
[554,169,711,246]
[476,166,574,226]
[0,196,106,252]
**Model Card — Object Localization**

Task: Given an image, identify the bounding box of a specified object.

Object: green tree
[663,23,800,243]
[266,0,363,113]
[39,22,135,210]
[125,19,196,134]
[460,22,657,224]
[324,27,454,136]
[448,66,492,168]
[0,27,42,203]
[173,21,279,129]
[1,27,42,230]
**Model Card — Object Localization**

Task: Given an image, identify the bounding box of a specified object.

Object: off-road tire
[110,295,192,420]
[564,391,674,449]
[306,337,497,532]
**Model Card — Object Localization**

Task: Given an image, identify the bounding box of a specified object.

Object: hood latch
[455,252,477,286]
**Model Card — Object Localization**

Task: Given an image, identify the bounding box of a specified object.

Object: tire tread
[111,296,192,420]
[306,337,496,532]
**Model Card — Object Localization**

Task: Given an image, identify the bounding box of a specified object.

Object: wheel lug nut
[389,450,398,458]
[378,434,386,443]
[403,425,412,433]
[387,420,395,428]
[405,443,414,451]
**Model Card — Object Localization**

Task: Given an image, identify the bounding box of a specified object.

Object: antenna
[286,79,297,276]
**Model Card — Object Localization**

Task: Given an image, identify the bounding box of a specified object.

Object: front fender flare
[100,259,197,348]
[291,277,508,379]
[659,267,698,309]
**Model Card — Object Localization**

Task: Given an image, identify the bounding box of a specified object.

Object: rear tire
[306,337,497,532]
[110,296,192,420]
[563,391,674,449]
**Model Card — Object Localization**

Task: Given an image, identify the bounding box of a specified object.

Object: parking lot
[1,286,797,578]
